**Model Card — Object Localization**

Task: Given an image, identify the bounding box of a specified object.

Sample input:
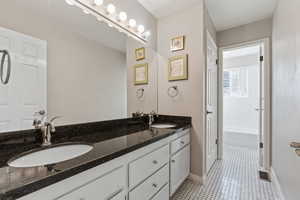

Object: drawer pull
[152,160,158,164]
[106,188,123,200]
[180,141,185,145]
[152,183,158,188]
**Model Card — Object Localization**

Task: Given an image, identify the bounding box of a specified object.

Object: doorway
[218,39,271,173]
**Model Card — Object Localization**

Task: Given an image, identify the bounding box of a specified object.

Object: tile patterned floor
[172,146,280,200]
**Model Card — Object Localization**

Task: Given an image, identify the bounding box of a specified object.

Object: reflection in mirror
[0,0,157,133]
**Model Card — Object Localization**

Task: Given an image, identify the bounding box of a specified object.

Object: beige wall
[125,1,158,116]
[0,1,127,126]
[272,0,300,199]
[157,2,206,178]
[217,18,273,47]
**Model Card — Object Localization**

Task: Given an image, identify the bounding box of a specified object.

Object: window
[223,67,248,97]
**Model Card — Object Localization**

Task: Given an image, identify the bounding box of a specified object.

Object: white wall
[157,2,206,178]
[0,1,127,126]
[217,18,273,47]
[272,0,300,199]
[223,54,259,134]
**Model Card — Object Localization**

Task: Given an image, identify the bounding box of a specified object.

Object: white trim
[188,173,204,185]
[218,38,272,171]
[270,167,286,200]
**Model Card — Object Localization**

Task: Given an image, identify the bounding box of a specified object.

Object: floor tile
[172,146,280,200]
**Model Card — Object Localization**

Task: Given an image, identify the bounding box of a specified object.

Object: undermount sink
[8,143,93,168]
[151,124,176,129]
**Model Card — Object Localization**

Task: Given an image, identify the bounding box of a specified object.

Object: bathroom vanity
[0,116,191,200]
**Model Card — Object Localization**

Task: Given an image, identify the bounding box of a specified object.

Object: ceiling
[138,0,278,31]
[206,0,278,31]
[137,0,201,19]
[5,0,127,52]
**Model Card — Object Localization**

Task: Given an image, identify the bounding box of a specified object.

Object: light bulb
[94,0,103,6]
[138,25,145,33]
[129,19,136,28]
[83,9,90,14]
[65,0,74,6]
[107,4,116,14]
[144,31,151,37]
[119,11,127,22]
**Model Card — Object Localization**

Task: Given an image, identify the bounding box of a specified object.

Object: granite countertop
[0,116,191,200]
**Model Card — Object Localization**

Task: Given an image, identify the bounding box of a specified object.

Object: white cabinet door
[0,27,47,133]
[170,145,190,196]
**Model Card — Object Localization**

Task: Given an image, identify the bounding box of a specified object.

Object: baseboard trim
[270,167,285,200]
[188,173,204,185]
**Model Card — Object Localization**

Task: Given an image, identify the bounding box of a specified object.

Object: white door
[206,31,218,173]
[0,27,47,133]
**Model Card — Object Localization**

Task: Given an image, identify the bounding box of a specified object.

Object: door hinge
[216,139,218,145]
[216,59,219,65]
[260,142,264,149]
[260,56,264,62]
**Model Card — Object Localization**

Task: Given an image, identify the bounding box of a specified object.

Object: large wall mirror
[0,0,158,133]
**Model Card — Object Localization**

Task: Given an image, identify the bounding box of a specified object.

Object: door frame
[217,38,271,172]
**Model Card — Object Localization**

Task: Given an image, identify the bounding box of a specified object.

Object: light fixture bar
[72,0,148,44]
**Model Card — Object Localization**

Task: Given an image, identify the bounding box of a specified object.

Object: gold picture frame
[135,47,146,61]
[168,55,188,81]
[134,63,148,85]
[171,36,185,52]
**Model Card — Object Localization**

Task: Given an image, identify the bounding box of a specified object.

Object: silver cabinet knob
[171,160,175,163]
[152,160,158,164]
[180,141,185,145]
[152,183,158,188]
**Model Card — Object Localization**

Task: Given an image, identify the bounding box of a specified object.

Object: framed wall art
[168,55,188,81]
[170,36,185,52]
[135,47,145,61]
[134,63,148,85]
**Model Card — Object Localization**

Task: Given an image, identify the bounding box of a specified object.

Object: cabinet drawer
[129,164,169,200]
[151,184,169,200]
[171,133,190,155]
[58,167,126,200]
[129,145,169,188]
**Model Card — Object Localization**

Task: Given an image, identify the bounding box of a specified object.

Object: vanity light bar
[65,0,149,44]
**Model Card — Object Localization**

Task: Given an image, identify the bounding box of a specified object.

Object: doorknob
[290,142,300,148]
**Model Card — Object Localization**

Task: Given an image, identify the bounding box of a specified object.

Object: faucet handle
[49,116,62,132]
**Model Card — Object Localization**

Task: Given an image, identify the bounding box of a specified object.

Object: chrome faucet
[148,111,157,126]
[33,111,61,146]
